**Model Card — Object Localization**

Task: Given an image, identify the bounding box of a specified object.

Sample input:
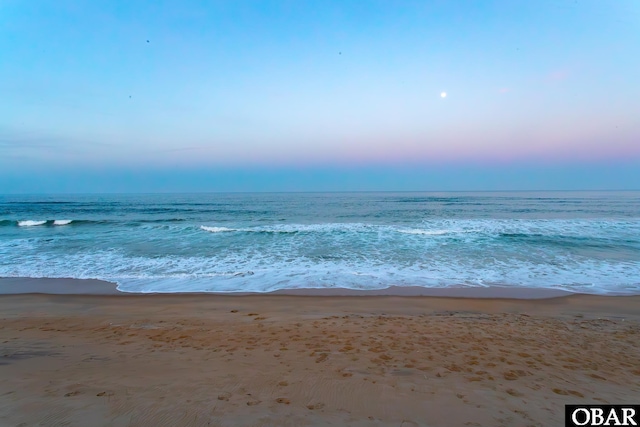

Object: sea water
[1,191,639,294]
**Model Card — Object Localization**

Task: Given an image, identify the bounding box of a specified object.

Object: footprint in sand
[503,369,531,380]
[315,353,328,363]
[307,403,325,410]
[552,388,584,397]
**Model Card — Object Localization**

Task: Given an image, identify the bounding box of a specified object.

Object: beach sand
[1,280,639,426]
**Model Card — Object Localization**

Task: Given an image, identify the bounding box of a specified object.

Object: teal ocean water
[1,192,639,295]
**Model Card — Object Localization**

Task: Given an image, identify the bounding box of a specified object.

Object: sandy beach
[1,280,639,426]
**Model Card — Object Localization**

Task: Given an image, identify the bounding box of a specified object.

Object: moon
[440,92,447,98]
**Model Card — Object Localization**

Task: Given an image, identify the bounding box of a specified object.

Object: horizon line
[2,189,639,196]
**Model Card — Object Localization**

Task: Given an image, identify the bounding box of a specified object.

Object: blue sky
[1,0,639,192]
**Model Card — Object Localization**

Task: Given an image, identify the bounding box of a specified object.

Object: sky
[1,0,639,192]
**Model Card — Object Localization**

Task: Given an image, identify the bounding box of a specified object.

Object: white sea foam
[200,226,235,233]
[0,241,638,295]
[18,220,47,227]
[199,223,380,234]
[53,220,73,226]
[397,228,455,235]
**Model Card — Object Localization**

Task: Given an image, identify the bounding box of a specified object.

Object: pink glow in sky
[1,0,639,191]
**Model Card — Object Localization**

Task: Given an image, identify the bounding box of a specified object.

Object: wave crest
[18,220,47,227]
[200,226,235,233]
[397,228,451,235]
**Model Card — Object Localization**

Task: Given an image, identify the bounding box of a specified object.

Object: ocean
[1,191,639,295]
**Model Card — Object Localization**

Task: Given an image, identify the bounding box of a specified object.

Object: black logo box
[566,405,640,426]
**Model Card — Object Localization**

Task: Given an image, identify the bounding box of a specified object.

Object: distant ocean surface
[1,192,639,295]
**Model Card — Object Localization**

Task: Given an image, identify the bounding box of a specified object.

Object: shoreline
[0,276,591,299]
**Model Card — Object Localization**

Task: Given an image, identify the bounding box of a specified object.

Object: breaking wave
[18,220,47,227]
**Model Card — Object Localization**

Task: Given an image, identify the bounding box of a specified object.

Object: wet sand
[1,281,639,426]
[0,277,574,298]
